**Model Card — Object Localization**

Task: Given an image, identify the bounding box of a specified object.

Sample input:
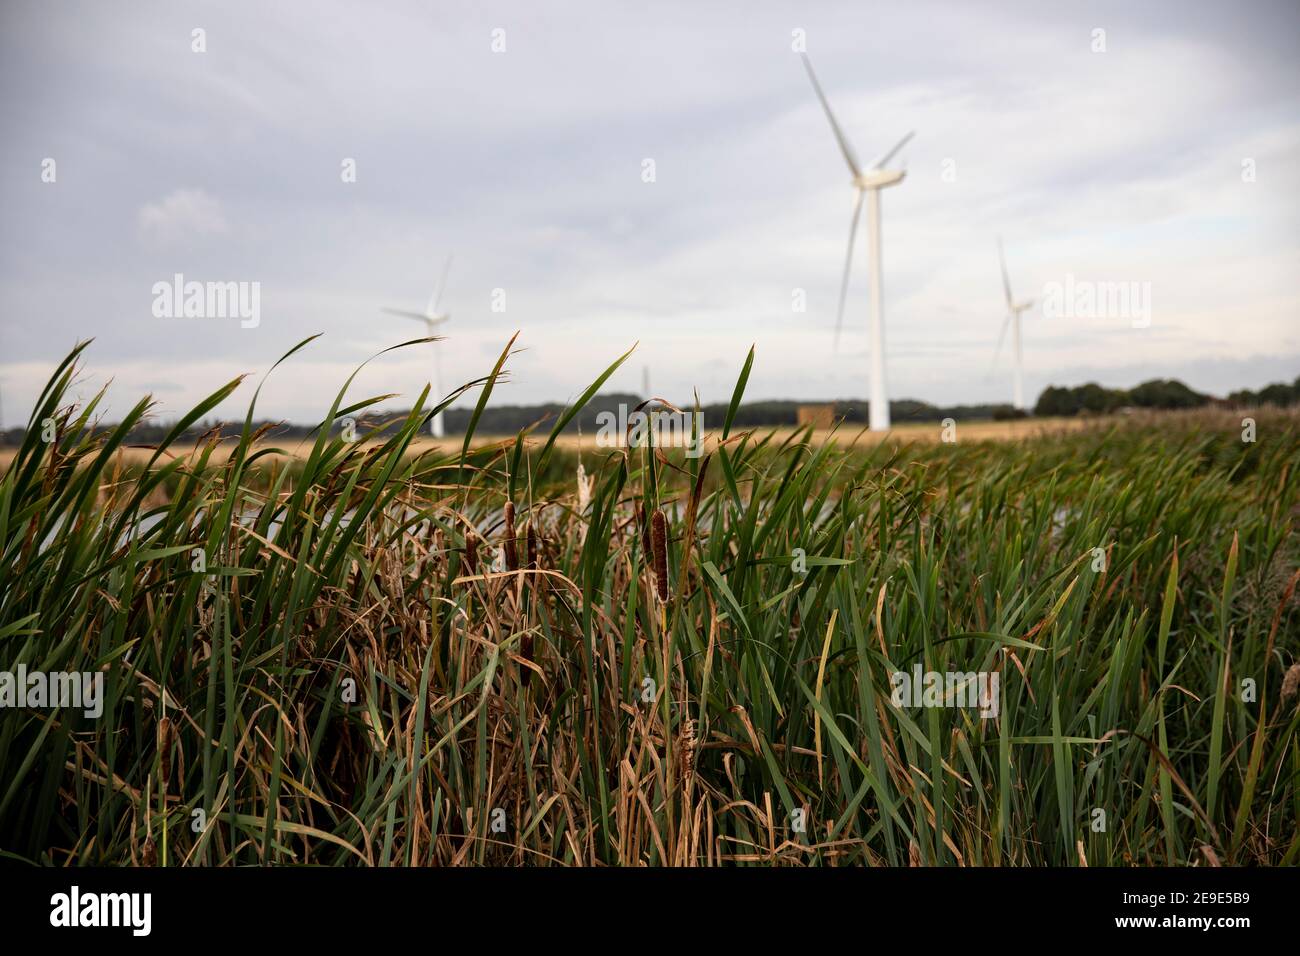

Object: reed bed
[0,339,1296,866]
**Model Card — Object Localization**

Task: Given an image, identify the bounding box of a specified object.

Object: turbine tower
[383,255,453,437]
[993,238,1035,410]
[802,53,913,432]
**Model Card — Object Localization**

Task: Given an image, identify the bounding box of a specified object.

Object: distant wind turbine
[801,53,913,432]
[991,238,1035,410]
[383,255,453,437]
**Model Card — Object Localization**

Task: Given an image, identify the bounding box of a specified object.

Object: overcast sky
[1,0,1298,425]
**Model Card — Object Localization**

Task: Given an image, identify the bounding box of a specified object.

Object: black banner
[0,865,1291,943]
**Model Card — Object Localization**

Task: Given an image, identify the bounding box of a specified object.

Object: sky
[1,0,1298,426]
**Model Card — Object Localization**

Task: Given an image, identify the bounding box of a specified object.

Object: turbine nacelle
[853,169,906,190]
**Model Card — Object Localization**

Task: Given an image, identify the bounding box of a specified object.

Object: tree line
[1033,375,1300,417]
[3,376,1296,447]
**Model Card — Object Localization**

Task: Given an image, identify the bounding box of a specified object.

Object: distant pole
[1012,311,1025,410]
[428,319,445,438]
[866,188,890,431]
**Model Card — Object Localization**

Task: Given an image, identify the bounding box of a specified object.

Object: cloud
[136,188,229,244]
[0,0,1297,423]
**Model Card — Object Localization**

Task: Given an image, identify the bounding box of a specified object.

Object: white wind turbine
[992,238,1035,410]
[383,255,453,437]
[802,53,913,432]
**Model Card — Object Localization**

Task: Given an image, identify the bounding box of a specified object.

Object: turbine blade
[800,54,862,178]
[429,254,454,316]
[834,189,866,351]
[871,130,915,170]
[997,237,1014,310]
[383,307,435,323]
[989,310,1013,375]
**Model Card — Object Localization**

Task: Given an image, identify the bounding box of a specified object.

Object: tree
[1034,386,1079,417]
[1257,382,1296,407]
[1128,379,1206,409]
[1075,382,1115,413]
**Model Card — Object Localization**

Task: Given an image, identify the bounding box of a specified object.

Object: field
[1,341,1297,866]
[0,415,1095,473]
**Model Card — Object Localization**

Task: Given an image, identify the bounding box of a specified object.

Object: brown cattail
[503,501,518,571]
[158,716,176,786]
[678,717,697,790]
[1282,662,1300,702]
[464,533,478,575]
[527,522,538,570]
[637,501,652,558]
[521,631,535,687]
[651,509,668,603]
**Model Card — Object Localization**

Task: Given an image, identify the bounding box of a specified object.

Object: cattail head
[678,717,697,789]
[158,716,175,786]
[521,630,535,687]
[503,501,518,572]
[651,509,668,604]
[527,522,538,570]
[1282,662,1300,702]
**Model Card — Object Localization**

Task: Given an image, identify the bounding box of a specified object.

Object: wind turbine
[992,238,1034,410]
[801,53,913,432]
[383,255,453,437]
